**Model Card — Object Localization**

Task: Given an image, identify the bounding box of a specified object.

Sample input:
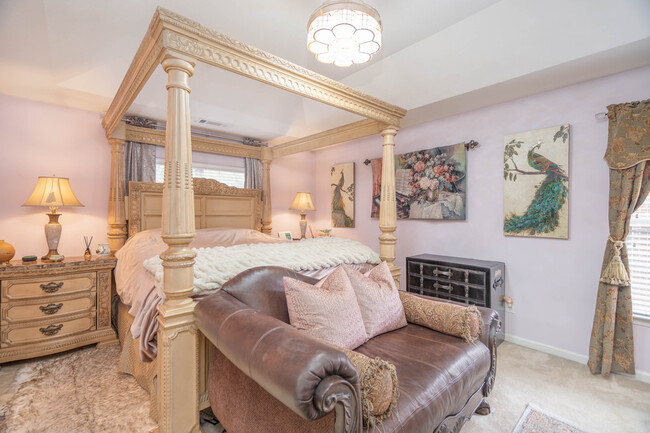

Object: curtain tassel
[600,236,631,286]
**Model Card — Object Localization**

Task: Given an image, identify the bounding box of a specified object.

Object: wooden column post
[107,134,127,254]
[157,54,201,433]
[261,147,272,235]
[379,127,400,285]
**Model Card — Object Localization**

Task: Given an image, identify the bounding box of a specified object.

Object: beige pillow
[399,291,482,343]
[342,262,407,338]
[284,267,367,350]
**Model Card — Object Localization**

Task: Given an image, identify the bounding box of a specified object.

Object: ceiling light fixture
[307,0,382,68]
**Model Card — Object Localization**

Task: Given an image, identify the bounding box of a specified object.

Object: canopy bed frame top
[103,7,406,433]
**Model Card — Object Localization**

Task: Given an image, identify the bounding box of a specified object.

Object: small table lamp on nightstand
[290,192,315,239]
[23,176,84,260]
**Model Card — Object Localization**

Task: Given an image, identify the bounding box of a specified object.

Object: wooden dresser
[406,254,505,345]
[0,256,118,364]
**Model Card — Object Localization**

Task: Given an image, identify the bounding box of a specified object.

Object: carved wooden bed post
[261,147,272,235]
[108,122,127,254]
[379,126,400,284]
[157,53,202,433]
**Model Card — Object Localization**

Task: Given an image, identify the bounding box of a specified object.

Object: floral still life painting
[503,124,570,239]
[331,162,355,227]
[371,142,467,220]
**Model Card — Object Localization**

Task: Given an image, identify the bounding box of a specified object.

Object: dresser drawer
[1,273,95,300]
[1,314,96,348]
[1,293,95,324]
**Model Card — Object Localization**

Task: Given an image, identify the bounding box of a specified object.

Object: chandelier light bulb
[307,1,382,67]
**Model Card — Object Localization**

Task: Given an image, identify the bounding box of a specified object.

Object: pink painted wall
[0,94,110,259]
[270,152,315,239]
[275,65,650,374]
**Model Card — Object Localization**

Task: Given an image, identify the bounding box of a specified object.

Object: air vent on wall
[197,119,228,128]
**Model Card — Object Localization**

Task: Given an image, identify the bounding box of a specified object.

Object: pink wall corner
[0,94,110,259]
[304,65,650,374]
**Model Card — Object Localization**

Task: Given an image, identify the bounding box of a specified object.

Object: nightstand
[0,256,118,364]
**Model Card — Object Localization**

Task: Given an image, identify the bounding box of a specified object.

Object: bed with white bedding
[115,227,378,361]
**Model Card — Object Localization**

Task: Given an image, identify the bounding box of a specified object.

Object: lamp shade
[289,192,315,211]
[23,176,84,209]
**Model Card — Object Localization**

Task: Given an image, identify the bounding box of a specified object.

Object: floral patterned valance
[604,99,650,169]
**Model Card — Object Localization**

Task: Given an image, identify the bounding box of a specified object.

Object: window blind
[154,159,245,188]
[626,199,650,319]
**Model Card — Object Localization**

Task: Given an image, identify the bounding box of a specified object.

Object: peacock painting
[503,124,570,239]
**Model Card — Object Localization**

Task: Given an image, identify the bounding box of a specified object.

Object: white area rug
[1,345,157,433]
[512,404,589,433]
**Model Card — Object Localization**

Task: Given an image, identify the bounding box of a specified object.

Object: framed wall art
[331,162,355,227]
[371,142,467,220]
[503,124,570,239]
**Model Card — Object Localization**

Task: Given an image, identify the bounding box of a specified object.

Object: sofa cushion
[342,262,407,338]
[355,324,491,433]
[284,267,368,350]
[399,291,482,343]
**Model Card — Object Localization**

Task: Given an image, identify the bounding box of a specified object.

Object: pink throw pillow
[284,267,368,350]
[342,262,407,338]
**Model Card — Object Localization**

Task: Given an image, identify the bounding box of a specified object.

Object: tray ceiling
[0,0,648,143]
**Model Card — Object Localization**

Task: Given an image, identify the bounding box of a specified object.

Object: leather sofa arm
[195,290,362,433]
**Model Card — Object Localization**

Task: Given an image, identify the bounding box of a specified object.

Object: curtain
[125,141,156,195]
[244,158,262,189]
[588,99,650,376]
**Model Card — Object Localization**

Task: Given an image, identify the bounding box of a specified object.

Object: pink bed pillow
[284,267,368,350]
[342,262,407,339]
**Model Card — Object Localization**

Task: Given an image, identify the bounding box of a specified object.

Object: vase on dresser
[0,240,15,265]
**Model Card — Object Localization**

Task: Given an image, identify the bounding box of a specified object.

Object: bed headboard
[128,178,262,237]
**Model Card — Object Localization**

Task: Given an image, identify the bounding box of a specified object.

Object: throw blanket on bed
[143,237,381,298]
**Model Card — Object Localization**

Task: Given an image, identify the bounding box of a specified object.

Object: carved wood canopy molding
[103,7,406,140]
[125,124,263,159]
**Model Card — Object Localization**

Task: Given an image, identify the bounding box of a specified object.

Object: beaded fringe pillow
[341,262,407,339]
[399,292,482,343]
[284,267,367,350]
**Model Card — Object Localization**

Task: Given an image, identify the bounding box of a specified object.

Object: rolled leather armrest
[195,290,362,431]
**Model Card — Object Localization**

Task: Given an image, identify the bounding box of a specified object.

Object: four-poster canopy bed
[102,7,406,433]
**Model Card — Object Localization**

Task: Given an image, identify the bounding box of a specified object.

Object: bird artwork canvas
[503,124,570,239]
[331,162,355,227]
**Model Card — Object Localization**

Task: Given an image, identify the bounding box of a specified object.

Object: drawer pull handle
[40,282,63,293]
[39,324,63,336]
[39,303,64,315]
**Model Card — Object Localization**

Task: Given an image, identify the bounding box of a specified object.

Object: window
[626,199,650,322]
[154,159,245,188]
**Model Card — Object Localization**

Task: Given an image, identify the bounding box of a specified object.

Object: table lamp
[23,176,84,260]
[289,192,315,239]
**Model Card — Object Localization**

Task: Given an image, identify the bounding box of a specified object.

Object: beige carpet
[464,342,650,433]
[1,345,157,433]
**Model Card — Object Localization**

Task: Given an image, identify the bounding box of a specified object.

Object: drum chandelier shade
[307,1,382,67]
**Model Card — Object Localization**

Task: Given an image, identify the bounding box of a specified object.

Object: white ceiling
[0,0,649,143]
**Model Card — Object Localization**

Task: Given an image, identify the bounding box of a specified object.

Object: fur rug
[1,345,157,433]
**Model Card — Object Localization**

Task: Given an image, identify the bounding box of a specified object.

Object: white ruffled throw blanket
[143,237,381,297]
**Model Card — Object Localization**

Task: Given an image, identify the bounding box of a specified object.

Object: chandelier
[307,1,382,67]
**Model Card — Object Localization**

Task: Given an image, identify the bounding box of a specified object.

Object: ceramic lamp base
[42,213,62,261]
[299,212,307,239]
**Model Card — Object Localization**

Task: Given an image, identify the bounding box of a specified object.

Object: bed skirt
[117,300,160,421]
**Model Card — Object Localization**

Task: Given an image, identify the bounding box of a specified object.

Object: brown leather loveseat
[195,266,500,433]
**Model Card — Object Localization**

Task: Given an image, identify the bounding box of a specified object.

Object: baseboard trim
[504,334,650,384]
